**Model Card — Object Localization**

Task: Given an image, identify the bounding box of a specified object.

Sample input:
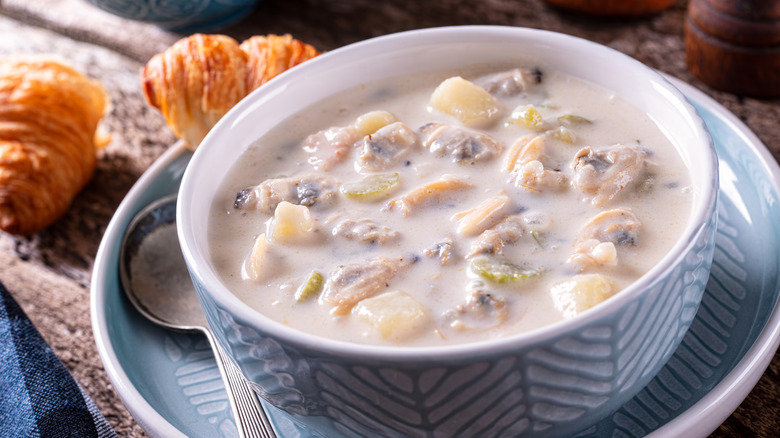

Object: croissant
[0,59,110,236]
[142,33,320,150]
[240,34,321,92]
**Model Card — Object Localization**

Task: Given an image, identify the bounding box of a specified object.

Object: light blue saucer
[90,79,780,438]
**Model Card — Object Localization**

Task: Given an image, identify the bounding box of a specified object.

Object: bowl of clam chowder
[177,25,718,437]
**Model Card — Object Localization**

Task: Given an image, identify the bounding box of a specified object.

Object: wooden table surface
[1,0,778,436]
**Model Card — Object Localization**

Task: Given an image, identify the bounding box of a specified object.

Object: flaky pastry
[0,59,110,235]
[142,33,320,150]
[240,34,320,92]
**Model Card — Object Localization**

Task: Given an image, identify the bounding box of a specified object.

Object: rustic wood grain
[0,0,779,436]
[686,0,780,97]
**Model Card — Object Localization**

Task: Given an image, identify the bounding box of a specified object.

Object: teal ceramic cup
[85,0,259,31]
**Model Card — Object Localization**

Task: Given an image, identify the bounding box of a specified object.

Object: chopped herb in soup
[208,66,692,347]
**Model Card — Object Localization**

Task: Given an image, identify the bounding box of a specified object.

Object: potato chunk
[508,104,547,131]
[355,110,397,136]
[271,201,314,243]
[429,76,500,125]
[355,290,427,339]
[550,274,615,319]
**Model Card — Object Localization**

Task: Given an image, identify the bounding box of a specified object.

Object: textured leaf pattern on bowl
[200,208,714,437]
[579,187,751,437]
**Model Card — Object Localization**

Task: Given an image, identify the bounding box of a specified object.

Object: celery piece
[470,257,541,284]
[529,229,545,247]
[295,270,324,302]
[341,172,400,200]
[558,114,592,125]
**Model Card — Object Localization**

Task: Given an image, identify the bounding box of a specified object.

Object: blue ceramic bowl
[85,0,259,31]
[177,26,719,437]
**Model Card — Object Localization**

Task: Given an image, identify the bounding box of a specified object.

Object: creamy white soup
[208,65,692,347]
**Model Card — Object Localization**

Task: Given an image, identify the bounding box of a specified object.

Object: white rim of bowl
[178,25,718,362]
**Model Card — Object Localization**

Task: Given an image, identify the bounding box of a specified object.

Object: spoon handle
[207,331,277,438]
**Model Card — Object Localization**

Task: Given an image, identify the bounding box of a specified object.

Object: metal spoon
[119,194,276,438]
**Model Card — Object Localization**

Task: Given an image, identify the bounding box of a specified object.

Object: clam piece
[419,123,503,165]
[568,239,618,271]
[504,136,566,192]
[245,233,270,282]
[451,192,511,237]
[444,281,508,331]
[479,67,543,97]
[576,209,641,247]
[234,173,339,214]
[503,135,544,172]
[568,209,641,271]
[386,176,474,216]
[467,216,525,258]
[572,143,648,205]
[423,238,454,266]
[321,255,415,315]
[509,161,567,193]
[357,122,418,172]
[331,217,400,245]
[303,125,360,171]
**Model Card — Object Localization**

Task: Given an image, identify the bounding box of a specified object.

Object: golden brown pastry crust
[142,34,248,150]
[240,34,320,92]
[142,33,319,150]
[0,59,109,236]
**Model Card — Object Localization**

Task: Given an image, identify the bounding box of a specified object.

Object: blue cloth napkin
[0,280,116,437]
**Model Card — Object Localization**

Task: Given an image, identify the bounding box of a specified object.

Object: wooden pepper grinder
[686,0,780,97]
[542,0,675,17]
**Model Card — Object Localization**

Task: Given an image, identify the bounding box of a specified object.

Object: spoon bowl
[119,194,276,438]
[119,194,205,329]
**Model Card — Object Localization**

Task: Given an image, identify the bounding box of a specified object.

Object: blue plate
[90,79,780,438]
